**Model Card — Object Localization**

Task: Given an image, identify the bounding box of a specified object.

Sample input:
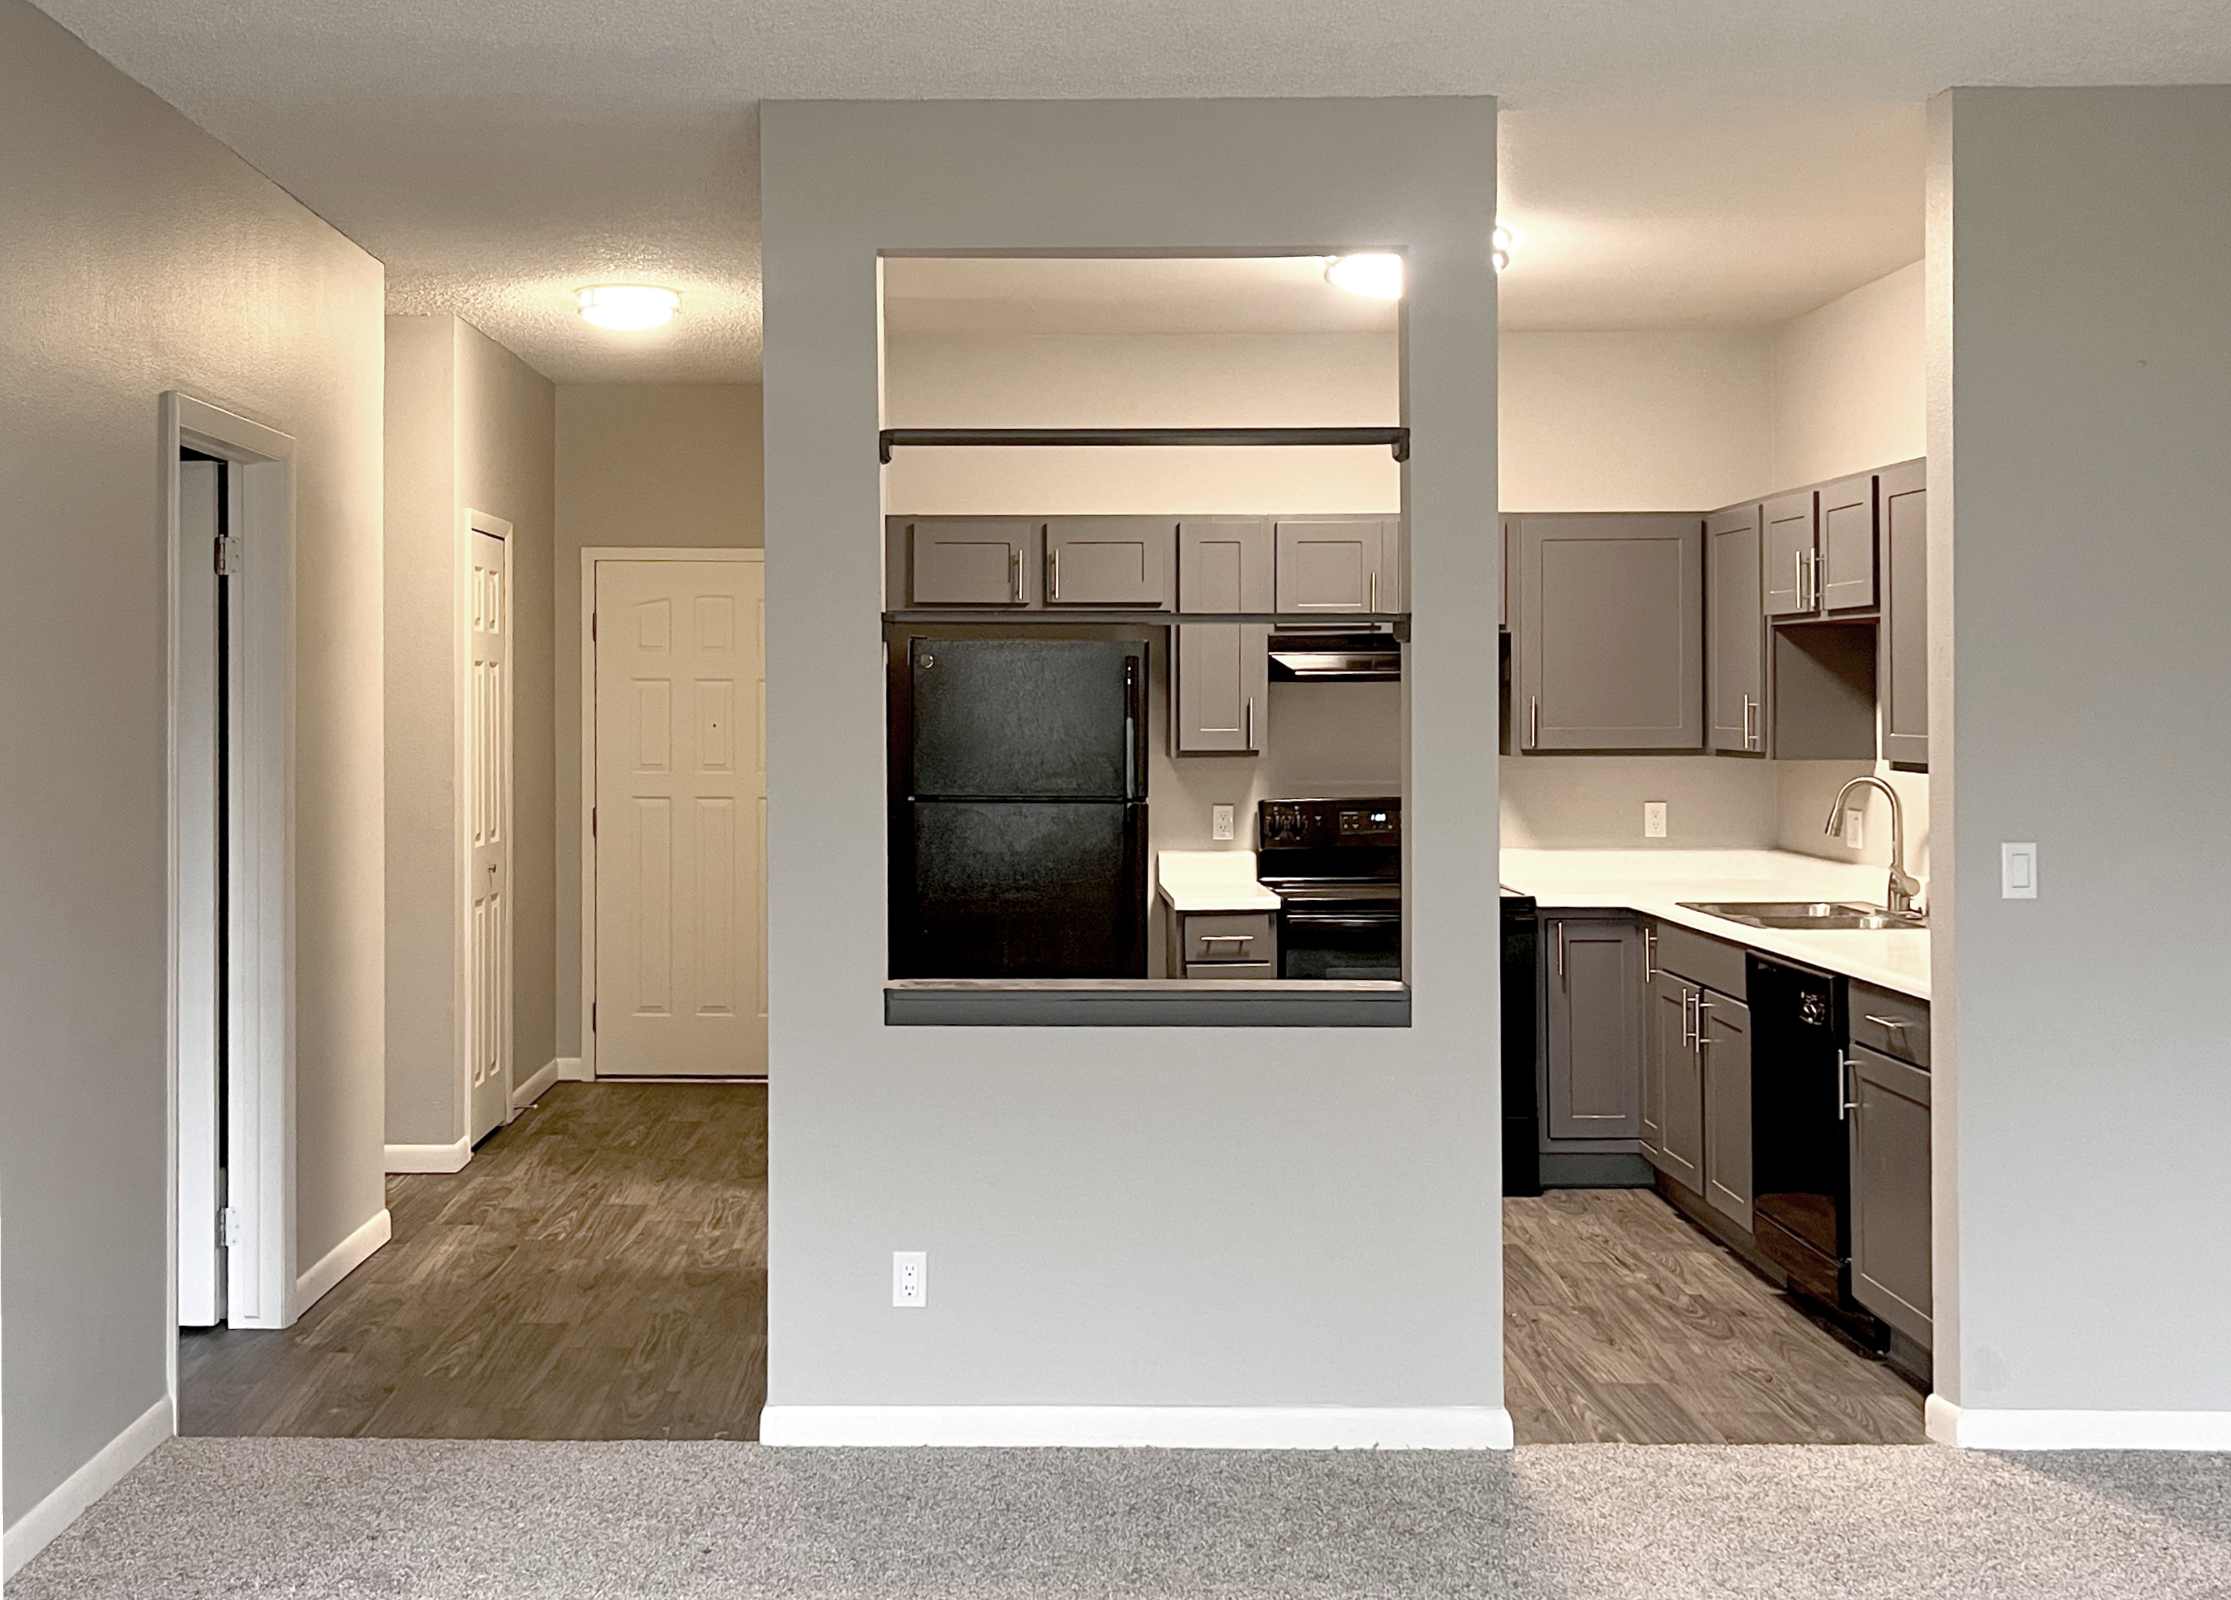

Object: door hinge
[213,535,242,575]
[219,1206,243,1247]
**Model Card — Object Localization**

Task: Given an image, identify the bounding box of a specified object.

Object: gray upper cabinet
[1172,623,1269,754]
[1699,988,1754,1229]
[1274,517,1397,614]
[1877,460,1929,769]
[1515,514,1704,752]
[1849,1042,1932,1347]
[1499,515,1512,630]
[1542,916,1643,1141]
[1178,517,1274,614]
[900,518,1039,607]
[1818,473,1877,612]
[1044,517,1172,608]
[1763,490,1814,617]
[1706,503,1766,756]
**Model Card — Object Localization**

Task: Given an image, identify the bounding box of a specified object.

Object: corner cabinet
[1514,514,1704,752]
[1877,460,1929,769]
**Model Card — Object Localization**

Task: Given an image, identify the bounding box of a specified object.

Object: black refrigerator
[889,634,1149,978]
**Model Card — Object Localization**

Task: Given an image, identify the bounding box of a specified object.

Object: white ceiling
[32,0,2228,379]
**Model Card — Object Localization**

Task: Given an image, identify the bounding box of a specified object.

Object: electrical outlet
[1844,807,1866,850]
[1212,804,1236,842]
[1643,802,1668,839]
[892,1250,927,1308]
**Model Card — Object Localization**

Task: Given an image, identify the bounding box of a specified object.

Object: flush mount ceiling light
[1492,224,1521,274]
[576,284,681,330]
[1324,252,1404,300]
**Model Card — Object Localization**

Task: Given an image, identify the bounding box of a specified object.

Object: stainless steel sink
[1678,901,1929,932]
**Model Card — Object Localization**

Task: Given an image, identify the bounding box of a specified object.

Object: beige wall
[554,384,763,1056]
[0,0,385,1528]
[1773,260,1926,488]
[384,315,557,1148]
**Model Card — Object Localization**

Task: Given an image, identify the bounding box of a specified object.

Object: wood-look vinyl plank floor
[1505,1188,1926,1445]
[179,1082,767,1441]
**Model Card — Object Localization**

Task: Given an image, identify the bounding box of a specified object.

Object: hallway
[180,1084,767,1440]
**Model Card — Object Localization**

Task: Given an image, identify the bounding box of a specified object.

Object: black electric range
[1256,798,1401,981]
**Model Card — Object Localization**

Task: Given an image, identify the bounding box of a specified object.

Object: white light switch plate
[1211,804,1235,842]
[1643,802,1668,839]
[2001,842,2038,899]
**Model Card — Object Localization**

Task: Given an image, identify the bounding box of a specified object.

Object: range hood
[1267,631,1403,682]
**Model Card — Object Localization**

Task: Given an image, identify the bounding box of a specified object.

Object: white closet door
[467,529,511,1141]
[594,558,767,1077]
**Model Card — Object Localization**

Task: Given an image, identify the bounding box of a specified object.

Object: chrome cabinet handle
[1695,994,1713,1049]
[1862,1013,1911,1031]
[1681,988,1699,1049]
[1244,695,1254,751]
[1200,934,1254,946]
[1808,549,1821,610]
[1643,925,1657,981]
[1528,695,1540,749]
[1369,570,1378,613]
[1742,693,1759,750]
[1838,1050,1860,1120]
[1049,546,1060,600]
[1011,546,1023,602]
[1554,921,1566,981]
[1794,549,1805,610]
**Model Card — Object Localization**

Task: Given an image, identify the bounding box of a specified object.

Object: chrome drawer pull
[1862,1013,1912,1031]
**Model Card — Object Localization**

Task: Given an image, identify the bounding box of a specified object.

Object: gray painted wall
[384,315,557,1147]
[1932,86,2231,1413]
[761,98,1500,1412]
[554,384,763,1059]
[0,0,384,1523]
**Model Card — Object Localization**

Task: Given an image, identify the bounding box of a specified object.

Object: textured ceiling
[32,0,2230,379]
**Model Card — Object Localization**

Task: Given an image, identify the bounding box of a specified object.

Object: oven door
[1278,906,1402,980]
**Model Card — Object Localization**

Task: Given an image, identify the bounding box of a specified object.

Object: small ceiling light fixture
[1492,224,1521,274]
[1324,252,1404,300]
[576,284,681,330]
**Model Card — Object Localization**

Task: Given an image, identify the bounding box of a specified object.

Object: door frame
[459,511,516,1137]
[164,391,297,1365]
[579,546,765,1080]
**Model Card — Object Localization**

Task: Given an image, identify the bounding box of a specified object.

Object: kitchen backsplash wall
[1151,676,1402,852]
[1775,758,1932,889]
[1501,756,1779,848]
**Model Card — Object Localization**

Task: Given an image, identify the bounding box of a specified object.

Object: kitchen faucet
[1824,776,1923,916]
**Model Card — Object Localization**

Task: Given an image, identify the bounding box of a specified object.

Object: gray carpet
[13,1439,2231,1599]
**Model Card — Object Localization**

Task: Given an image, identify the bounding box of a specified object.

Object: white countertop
[1156,850,1282,913]
[1500,848,1932,1000]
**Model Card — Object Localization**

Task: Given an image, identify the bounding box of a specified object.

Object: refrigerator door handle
[1123,658,1138,797]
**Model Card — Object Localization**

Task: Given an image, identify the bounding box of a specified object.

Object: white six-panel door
[592,556,767,1076]
[466,526,511,1140]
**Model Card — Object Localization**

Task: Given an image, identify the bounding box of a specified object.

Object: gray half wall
[760,98,1501,1414]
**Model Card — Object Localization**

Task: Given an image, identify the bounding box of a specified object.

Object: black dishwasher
[1748,955,1849,1306]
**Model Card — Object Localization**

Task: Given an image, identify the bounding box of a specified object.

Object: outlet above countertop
[1501,848,1930,999]
[1157,850,1282,912]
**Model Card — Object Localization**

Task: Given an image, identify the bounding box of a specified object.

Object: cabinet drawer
[1184,960,1277,981]
[1651,920,1746,998]
[1850,981,1929,1068]
[1181,912,1274,965]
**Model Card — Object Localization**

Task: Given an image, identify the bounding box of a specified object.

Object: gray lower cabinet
[1542,916,1643,1140]
[1166,909,1277,978]
[1877,459,1928,769]
[1849,1043,1932,1346]
[896,517,1040,606]
[1645,965,1705,1191]
[1177,517,1274,614]
[1172,623,1269,754]
[1699,989,1754,1229]
[1044,516,1173,608]
[1514,514,1704,752]
[1706,503,1766,755]
[1274,516,1399,614]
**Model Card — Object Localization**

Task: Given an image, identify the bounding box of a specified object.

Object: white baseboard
[758,1405,1514,1450]
[294,1208,391,1314]
[385,1135,470,1174]
[511,1056,564,1113]
[2,1396,170,1580]
[556,1055,588,1082]
[1927,1393,2231,1450]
